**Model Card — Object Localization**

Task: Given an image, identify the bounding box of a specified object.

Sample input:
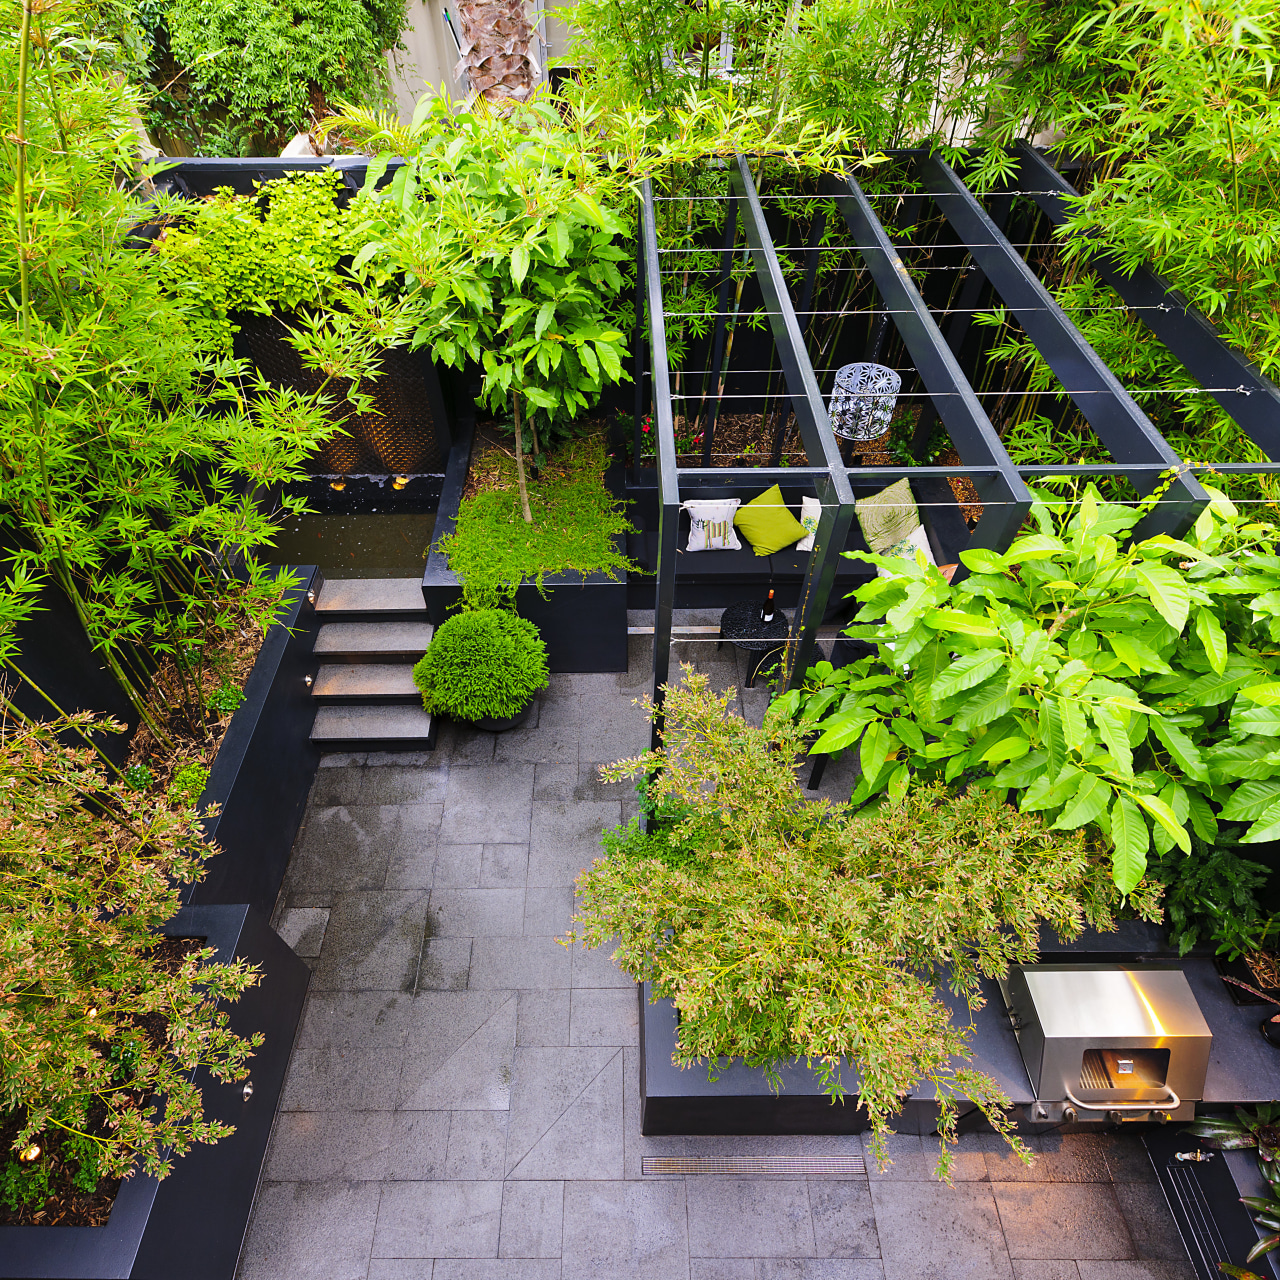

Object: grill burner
[999,964,1212,1124]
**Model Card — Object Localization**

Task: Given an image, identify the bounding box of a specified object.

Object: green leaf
[1241,799,1280,844]
[1091,704,1134,778]
[1006,533,1068,560]
[1241,682,1280,707]
[1218,779,1280,822]
[860,720,891,783]
[980,736,1031,764]
[1040,699,1065,779]
[1185,787,1218,843]
[958,548,1007,574]
[1108,633,1172,675]
[1052,773,1111,829]
[885,761,910,803]
[932,651,1004,701]
[1135,561,1191,632]
[1110,795,1149,894]
[923,608,999,637]
[810,709,875,755]
[511,244,531,286]
[534,301,556,341]
[1207,738,1280,781]
[1232,704,1280,738]
[1135,792,1191,853]
[1194,608,1228,674]
[1150,716,1209,782]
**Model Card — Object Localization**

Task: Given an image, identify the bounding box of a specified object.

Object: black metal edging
[1013,141,1280,462]
[731,157,856,686]
[916,152,1208,538]
[822,169,1032,566]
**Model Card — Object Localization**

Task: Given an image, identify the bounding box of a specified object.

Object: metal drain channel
[641,1155,866,1176]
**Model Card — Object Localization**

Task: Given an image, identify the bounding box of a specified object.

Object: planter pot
[0,903,310,1280]
[422,424,628,674]
[185,566,322,916]
[459,701,535,732]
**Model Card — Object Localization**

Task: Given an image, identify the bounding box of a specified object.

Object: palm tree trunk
[456,0,539,108]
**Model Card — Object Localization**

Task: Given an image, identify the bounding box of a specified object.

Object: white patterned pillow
[794,495,821,552]
[682,499,742,551]
[876,522,936,577]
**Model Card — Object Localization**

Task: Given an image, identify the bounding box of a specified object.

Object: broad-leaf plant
[772,482,1280,911]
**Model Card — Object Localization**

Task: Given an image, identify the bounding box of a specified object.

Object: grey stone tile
[383,842,438,891]
[237,1180,381,1280]
[518,990,572,1046]
[1013,1265,1080,1280]
[809,1180,879,1258]
[1101,1138,1159,1185]
[431,1263,561,1280]
[571,941,632,988]
[285,805,403,895]
[562,1180,689,1280]
[755,1264,886,1280]
[493,718,581,765]
[482,843,530,886]
[433,843,485,888]
[570,987,639,1046]
[993,1184,1134,1260]
[386,1111,451,1180]
[435,720,498,763]
[417,938,473,991]
[265,1110,393,1181]
[575,693,651,762]
[296,990,415,1051]
[440,764,535,843]
[372,1180,503,1258]
[691,1263,755,1280]
[533,761,578,800]
[525,886,575,936]
[869,1181,1014,1279]
[1111,1183,1191,1261]
[469,935,572,990]
[276,906,330,958]
[317,752,367,766]
[988,1134,1110,1184]
[686,1179,816,1258]
[528,800,619,886]
[1075,1266,1194,1280]
[505,1047,624,1180]
[499,1180,564,1258]
[281,1043,403,1111]
[366,1262,435,1280]
[312,891,429,992]
[307,766,363,806]
[359,765,450,806]
[429,887,526,937]
[445,1110,509,1179]
[398,992,517,1110]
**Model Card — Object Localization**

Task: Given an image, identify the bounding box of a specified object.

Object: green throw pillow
[856,478,921,554]
[733,484,809,557]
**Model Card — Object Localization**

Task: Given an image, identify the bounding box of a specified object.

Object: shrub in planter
[571,668,1152,1177]
[774,482,1280,953]
[413,608,549,728]
[0,713,260,1225]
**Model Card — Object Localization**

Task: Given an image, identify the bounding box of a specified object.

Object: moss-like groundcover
[437,434,636,609]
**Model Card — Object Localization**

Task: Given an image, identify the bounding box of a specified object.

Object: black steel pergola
[636,148,1280,742]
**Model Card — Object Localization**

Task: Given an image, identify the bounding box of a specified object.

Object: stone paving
[236,628,1196,1280]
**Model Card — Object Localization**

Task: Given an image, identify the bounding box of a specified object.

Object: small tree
[0,713,260,1213]
[569,669,1154,1176]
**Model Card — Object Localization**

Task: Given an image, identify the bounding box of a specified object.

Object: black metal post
[641,181,681,750]
[634,211,647,470]
[917,153,1208,539]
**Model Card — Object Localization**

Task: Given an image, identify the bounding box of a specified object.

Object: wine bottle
[760,588,776,624]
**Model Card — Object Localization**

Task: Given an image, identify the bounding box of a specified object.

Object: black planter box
[0,903,310,1280]
[422,428,628,674]
[185,567,322,916]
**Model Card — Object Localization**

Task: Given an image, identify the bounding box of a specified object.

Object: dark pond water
[262,512,437,579]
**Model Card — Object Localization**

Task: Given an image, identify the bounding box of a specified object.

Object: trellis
[636,149,1280,742]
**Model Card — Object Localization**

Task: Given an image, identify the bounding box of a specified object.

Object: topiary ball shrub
[414,608,549,725]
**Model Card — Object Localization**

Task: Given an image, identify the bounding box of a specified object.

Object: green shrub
[168,762,211,808]
[123,763,155,792]
[413,609,549,722]
[206,680,246,716]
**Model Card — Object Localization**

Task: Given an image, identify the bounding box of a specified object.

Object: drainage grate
[641,1155,866,1176]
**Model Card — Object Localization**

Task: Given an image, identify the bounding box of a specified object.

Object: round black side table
[717,600,791,688]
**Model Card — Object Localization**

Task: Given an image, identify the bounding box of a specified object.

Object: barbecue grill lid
[1019,965,1211,1040]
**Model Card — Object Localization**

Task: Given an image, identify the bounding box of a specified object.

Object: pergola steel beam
[731,157,855,688]
[640,181,680,751]
[822,170,1033,563]
[917,153,1208,538]
[1013,141,1280,461]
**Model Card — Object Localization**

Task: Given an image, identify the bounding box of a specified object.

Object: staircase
[309,578,438,752]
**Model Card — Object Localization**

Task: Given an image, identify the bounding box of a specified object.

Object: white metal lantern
[828,362,901,443]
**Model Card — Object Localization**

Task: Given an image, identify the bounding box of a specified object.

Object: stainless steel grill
[998,964,1212,1123]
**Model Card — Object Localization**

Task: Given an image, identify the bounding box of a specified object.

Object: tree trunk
[455,0,539,108]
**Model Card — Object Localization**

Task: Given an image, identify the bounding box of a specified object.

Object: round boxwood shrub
[414,609,549,722]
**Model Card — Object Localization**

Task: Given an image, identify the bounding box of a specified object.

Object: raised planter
[185,565,322,916]
[422,425,628,674]
[0,902,310,1280]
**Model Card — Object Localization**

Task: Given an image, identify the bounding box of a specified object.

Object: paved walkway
[237,630,1195,1280]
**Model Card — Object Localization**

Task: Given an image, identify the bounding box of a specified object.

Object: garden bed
[423,424,630,673]
[0,903,309,1280]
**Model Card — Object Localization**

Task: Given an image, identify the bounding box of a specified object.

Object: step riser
[314,609,431,624]
[313,650,427,665]
[312,692,423,706]
[310,736,436,752]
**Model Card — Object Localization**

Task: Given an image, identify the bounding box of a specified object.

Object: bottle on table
[760,588,776,625]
